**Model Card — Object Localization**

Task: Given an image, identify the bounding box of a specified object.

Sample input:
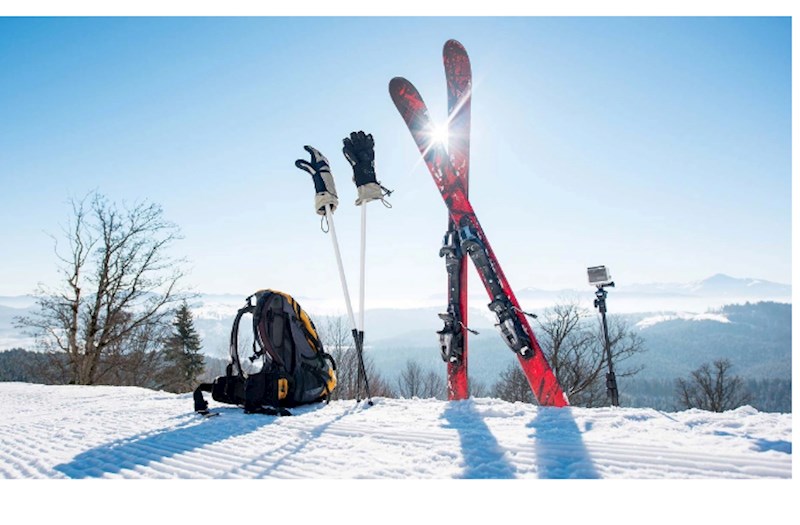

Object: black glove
[343,131,388,205]
[342,131,377,187]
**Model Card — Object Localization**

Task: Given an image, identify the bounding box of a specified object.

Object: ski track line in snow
[0,383,791,479]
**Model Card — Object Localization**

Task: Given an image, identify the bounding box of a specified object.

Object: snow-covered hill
[1,382,794,525]
[0,382,789,480]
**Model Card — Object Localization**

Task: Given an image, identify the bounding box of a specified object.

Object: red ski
[439,39,471,400]
[389,74,569,407]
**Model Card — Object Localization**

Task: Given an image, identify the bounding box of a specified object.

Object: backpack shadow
[53,407,276,479]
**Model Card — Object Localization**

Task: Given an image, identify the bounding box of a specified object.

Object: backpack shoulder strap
[253,290,288,368]
[229,296,256,377]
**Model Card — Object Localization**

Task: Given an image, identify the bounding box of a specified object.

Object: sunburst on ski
[390,39,569,407]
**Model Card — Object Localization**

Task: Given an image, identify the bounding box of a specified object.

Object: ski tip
[444,39,467,53]
[388,77,404,98]
[389,76,408,90]
[389,77,418,99]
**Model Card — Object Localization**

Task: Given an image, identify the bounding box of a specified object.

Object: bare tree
[397,359,425,398]
[317,315,393,400]
[535,301,645,407]
[422,369,446,400]
[468,377,490,398]
[491,364,534,403]
[16,192,189,385]
[676,359,751,412]
[101,312,167,388]
[396,359,446,399]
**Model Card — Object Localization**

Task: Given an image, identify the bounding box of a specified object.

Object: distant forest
[626,302,792,380]
[1,301,791,413]
[619,377,791,413]
[0,348,791,413]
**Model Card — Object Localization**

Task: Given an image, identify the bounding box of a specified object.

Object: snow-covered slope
[0,382,789,480]
[635,311,732,329]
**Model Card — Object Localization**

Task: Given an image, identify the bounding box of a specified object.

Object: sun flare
[430,122,449,145]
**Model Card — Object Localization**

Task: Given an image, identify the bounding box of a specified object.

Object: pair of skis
[390,40,569,407]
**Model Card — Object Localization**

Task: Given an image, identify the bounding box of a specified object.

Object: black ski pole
[352,328,373,405]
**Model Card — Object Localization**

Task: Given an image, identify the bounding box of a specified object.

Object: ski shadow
[54,407,276,479]
[441,401,517,479]
[527,407,600,479]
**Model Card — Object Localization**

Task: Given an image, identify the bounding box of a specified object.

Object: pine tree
[160,301,204,393]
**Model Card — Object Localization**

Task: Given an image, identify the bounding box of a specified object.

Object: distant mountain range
[516,273,791,300]
[506,274,791,315]
[0,274,792,384]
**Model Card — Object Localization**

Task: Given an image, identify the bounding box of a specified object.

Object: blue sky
[0,17,792,308]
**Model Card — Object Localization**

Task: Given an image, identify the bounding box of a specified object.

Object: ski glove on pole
[296,145,339,215]
[343,131,385,206]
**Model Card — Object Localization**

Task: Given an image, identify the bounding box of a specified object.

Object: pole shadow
[246,408,358,478]
[53,407,277,479]
[527,407,600,479]
[441,401,517,479]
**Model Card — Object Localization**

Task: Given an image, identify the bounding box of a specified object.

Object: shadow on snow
[54,407,277,478]
[441,401,599,479]
[713,430,792,455]
[231,408,357,478]
[441,401,517,479]
[54,403,359,479]
[528,407,600,479]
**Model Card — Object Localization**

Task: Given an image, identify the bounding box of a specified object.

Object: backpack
[193,289,337,416]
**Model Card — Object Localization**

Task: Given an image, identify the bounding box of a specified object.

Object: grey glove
[295,145,338,215]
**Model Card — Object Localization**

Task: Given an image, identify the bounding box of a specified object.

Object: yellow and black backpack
[193,290,337,416]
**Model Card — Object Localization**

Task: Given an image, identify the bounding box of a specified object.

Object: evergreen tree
[160,301,204,393]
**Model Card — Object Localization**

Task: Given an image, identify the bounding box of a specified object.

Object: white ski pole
[359,203,367,333]
[326,203,372,404]
[325,203,357,333]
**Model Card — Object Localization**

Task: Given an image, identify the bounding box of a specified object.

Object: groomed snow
[0,382,794,523]
[0,382,789,480]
